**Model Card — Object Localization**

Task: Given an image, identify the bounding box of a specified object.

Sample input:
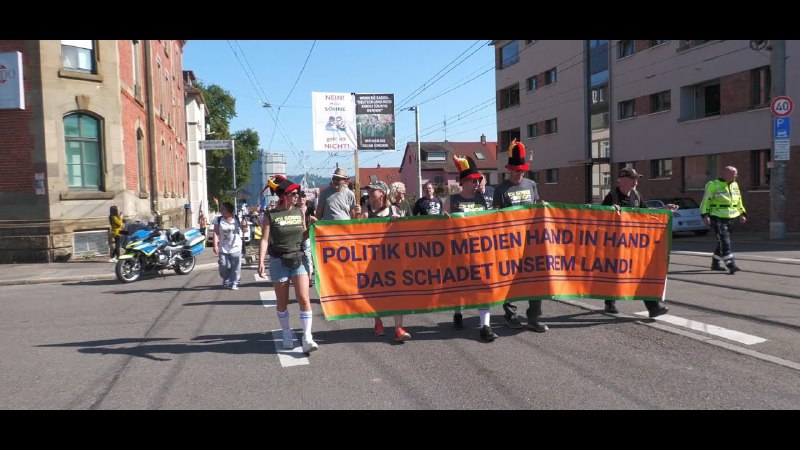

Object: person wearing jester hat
[444,154,498,341]
[257,175,319,354]
[493,139,549,332]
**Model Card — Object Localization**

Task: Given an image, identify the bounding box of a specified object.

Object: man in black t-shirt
[601,167,674,318]
[412,181,443,216]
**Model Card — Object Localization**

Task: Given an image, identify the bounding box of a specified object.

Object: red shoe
[395,327,411,342]
[374,318,385,336]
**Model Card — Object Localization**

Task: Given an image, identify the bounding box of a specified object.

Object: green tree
[231,128,260,196]
[196,82,260,209]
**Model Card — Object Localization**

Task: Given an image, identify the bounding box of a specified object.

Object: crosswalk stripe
[259,290,277,308]
[635,311,768,345]
[271,329,310,367]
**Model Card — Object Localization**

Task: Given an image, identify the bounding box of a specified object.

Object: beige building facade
[493,40,799,233]
[0,40,189,263]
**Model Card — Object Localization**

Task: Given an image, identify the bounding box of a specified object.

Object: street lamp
[407,106,422,197]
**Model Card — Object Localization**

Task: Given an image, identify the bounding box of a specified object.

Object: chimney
[480,134,486,145]
[377,163,381,168]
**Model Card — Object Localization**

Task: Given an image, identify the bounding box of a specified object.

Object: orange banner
[310,203,671,320]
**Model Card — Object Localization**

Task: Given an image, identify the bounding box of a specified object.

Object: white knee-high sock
[277,309,290,332]
[479,309,490,327]
[300,310,313,339]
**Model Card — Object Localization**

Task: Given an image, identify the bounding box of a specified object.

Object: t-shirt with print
[266,208,304,255]
[449,193,487,214]
[493,178,539,208]
[392,201,413,218]
[216,216,242,255]
[481,185,495,209]
[412,196,443,216]
[318,188,356,220]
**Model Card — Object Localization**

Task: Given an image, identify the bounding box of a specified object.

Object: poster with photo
[311,92,358,151]
[355,93,395,151]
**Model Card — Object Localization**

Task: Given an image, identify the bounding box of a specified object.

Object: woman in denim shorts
[257,175,318,355]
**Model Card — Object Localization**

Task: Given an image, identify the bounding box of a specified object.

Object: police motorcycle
[115,224,206,283]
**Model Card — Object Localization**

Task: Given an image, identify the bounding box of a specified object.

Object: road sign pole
[232,141,237,213]
[770,40,787,240]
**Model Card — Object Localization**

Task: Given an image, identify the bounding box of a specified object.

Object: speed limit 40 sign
[771,96,793,117]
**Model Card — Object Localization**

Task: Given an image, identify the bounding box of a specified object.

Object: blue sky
[182,40,497,177]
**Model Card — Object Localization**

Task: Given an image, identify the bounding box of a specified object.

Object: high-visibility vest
[700,179,746,219]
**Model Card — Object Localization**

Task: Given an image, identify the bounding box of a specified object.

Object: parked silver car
[644,197,709,236]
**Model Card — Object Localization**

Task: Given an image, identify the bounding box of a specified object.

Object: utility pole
[408,106,422,197]
[770,40,787,240]
[231,140,237,214]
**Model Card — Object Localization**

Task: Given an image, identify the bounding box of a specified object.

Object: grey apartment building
[492,40,799,233]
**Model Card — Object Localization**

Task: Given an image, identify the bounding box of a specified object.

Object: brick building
[0,40,189,262]
[492,40,799,233]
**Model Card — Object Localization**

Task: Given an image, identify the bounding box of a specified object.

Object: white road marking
[259,290,277,308]
[271,329,310,367]
[672,250,800,263]
[634,312,767,345]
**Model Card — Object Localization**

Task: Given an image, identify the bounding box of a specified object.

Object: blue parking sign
[774,117,790,139]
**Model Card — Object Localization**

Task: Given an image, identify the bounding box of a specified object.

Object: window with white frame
[426,151,446,162]
[65,113,102,189]
[61,40,96,73]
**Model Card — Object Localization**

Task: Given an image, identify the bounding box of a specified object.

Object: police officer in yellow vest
[700,166,747,274]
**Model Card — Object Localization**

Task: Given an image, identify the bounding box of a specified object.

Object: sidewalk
[0,247,234,286]
[0,232,797,286]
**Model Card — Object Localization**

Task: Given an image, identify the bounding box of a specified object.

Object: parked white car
[644,197,709,236]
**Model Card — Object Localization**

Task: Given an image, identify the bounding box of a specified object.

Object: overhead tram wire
[396,40,488,110]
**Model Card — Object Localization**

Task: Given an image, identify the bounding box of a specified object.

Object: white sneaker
[230,283,239,290]
[282,330,294,350]
[108,257,117,263]
[301,335,319,354]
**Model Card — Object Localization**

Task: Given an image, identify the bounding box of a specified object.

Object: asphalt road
[1,239,798,409]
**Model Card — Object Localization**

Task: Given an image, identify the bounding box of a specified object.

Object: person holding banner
[359,180,411,342]
[412,181,443,216]
[601,167,673,317]
[446,155,497,342]
[478,177,494,210]
[257,175,319,355]
[493,140,549,332]
[389,181,413,217]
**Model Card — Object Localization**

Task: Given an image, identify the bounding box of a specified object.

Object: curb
[0,262,219,286]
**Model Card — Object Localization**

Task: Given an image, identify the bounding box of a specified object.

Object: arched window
[136,128,146,191]
[64,113,102,189]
